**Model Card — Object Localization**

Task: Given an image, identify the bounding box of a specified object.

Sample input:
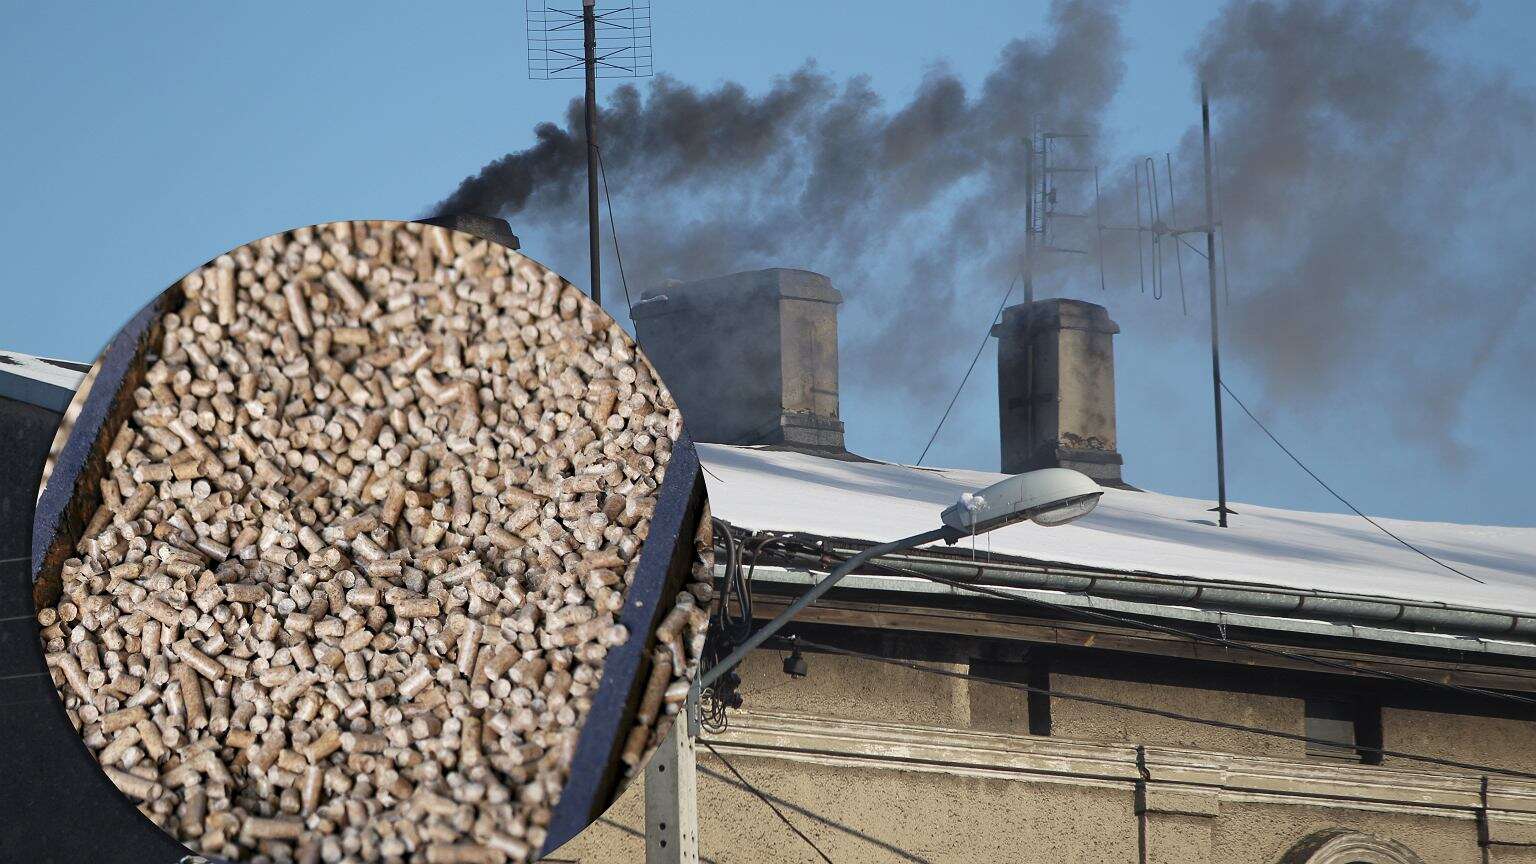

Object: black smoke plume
[433,0,1125,397]
[435,0,1535,460]
[1190,0,1536,460]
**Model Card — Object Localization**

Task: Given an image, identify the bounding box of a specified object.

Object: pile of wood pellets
[37,221,713,863]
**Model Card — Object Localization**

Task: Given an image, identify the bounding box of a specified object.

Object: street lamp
[696,467,1103,692]
[940,467,1105,532]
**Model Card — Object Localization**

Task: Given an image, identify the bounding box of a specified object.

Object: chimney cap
[993,298,1120,337]
[417,214,521,250]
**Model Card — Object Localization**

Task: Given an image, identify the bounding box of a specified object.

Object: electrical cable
[699,520,742,733]
[879,559,1536,710]
[787,637,1536,781]
[698,679,731,734]
[915,271,1021,467]
[589,155,729,498]
[713,520,754,642]
[701,532,1535,850]
[743,533,799,604]
[589,156,725,495]
[702,521,774,733]
[1220,381,1485,585]
[593,145,634,317]
[702,740,837,864]
[721,528,1536,710]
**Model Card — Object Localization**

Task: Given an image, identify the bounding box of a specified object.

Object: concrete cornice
[706,709,1536,819]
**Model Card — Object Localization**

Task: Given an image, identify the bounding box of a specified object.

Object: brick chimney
[632,268,844,450]
[991,298,1125,485]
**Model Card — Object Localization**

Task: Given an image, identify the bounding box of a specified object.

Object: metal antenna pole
[526,2,651,303]
[583,0,602,307]
[1024,138,1036,304]
[1201,81,1229,527]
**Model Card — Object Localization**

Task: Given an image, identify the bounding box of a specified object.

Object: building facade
[553,274,1536,863]
[553,462,1536,863]
[6,261,1536,864]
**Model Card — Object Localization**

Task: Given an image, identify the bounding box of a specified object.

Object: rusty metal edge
[31,287,177,608]
[26,219,700,861]
[542,435,705,857]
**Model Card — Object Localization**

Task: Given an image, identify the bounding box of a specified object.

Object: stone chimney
[631,268,844,450]
[991,298,1124,485]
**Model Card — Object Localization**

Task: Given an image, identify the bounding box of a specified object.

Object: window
[1304,697,1382,764]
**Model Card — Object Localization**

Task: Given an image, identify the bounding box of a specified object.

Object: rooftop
[0,351,89,412]
[698,443,1536,654]
[8,349,1534,658]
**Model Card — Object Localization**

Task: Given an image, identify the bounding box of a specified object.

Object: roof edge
[0,372,75,412]
[746,532,1536,649]
[742,565,1536,666]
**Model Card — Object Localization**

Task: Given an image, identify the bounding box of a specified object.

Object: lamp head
[941,468,1103,536]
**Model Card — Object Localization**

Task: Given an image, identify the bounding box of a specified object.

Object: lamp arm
[696,524,958,690]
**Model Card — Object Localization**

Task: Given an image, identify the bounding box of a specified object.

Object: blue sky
[2,1,1532,527]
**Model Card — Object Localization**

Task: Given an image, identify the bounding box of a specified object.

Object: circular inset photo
[29,219,713,863]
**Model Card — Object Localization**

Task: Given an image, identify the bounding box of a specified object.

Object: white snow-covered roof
[697,443,1536,618]
[0,350,89,412]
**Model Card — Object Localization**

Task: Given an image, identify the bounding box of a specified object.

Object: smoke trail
[433,0,1125,397]
[1188,0,1536,460]
[435,0,1534,461]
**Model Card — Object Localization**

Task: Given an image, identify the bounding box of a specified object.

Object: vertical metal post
[645,724,699,864]
[1023,138,1036,304]
[583,0,602,307]
[1094,166,1106,292]
[1201,82,1229,527]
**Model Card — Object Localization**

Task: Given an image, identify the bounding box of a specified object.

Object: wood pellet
[38,221,713,864]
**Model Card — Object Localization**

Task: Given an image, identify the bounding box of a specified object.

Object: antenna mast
[1024,136,1036,303]
[1093,87,1234,524]
[1024,118,1093,303]
[526,1,654,309]
[583,0,600,307]
[1201,82,1231,527]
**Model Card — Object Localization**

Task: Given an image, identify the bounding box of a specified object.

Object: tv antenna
[1096,153,1211,313]
[1093,85,1233,526]
[526,1,654,309]
[1023,117,1094,303]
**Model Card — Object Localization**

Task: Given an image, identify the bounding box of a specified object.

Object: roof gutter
[745,536,1536,653]
[742,563,1536,662]
[0,368,76,412]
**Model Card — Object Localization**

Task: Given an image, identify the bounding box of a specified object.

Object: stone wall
[550,649,1536,863]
